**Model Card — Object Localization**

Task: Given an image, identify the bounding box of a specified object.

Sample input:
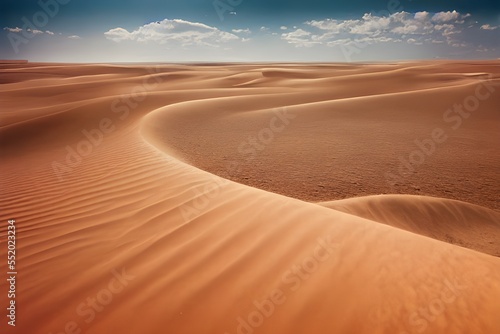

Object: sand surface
[1,62,499,334]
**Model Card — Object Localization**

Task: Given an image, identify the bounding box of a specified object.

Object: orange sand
[1,61,499,334]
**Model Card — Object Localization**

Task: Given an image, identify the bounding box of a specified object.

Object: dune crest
[139,62,500,210]
[321,194,500,256]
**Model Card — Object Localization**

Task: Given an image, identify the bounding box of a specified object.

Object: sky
[1,0,499,62]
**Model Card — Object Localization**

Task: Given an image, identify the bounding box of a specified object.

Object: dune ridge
[1,62,499,334]
[321,194,500,257]
[139,62,500,210]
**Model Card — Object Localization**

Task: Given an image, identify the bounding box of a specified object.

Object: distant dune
[321,194,500,257]
[1,61,499,334]
[0,59,28,64]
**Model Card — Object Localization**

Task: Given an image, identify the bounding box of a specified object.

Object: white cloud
[104,19,239,47]
[27,28,44,35]
[68,35,81,39]
[352,13,391,34]
[325,38,353,47]
[104,28,131,42]
[434,24,454,31]
[285,11,474,48]
[432,10,460,23]
[481,24,498,30]
[356,36,398,44]
[392,24,420,34]
[407,38,422,45]
[281,29,320,47]
[3,27,22,33]
[442,28,460,36]
[414,11,430,21]
[4,27,60,36]
[306,15,392,36]
[260,26,269,32]
[307,19,343,33]
[232,28,251,34]
[280,26,288,30]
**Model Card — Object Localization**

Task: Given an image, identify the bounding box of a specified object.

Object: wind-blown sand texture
[1,61,499,334]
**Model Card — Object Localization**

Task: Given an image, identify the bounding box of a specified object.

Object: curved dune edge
[319,194,500,257]
[135,63,500,210]
[1,63,500,334]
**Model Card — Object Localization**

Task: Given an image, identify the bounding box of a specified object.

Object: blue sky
[1,0,499,62]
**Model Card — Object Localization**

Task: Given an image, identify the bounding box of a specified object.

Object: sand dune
[321,194,500,256]
[1,62,499,334]
[144,65,500,209]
